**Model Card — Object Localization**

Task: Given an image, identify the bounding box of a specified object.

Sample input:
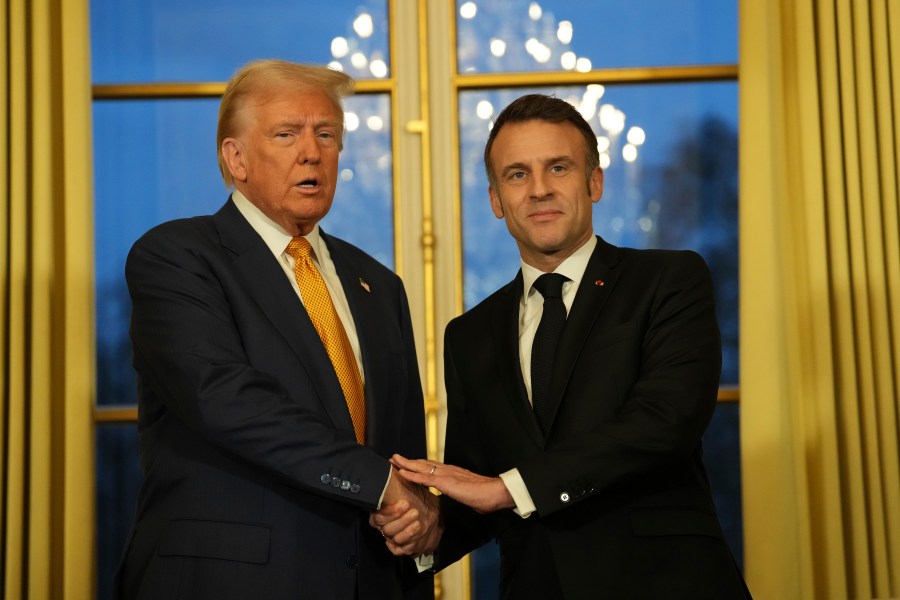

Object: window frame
[90,3,741,599]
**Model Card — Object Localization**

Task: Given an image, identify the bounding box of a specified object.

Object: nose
[529,171,552,200]
[297,130,322,164]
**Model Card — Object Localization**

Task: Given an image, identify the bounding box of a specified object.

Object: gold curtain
[1,0,96,597]
[740,0,900,598]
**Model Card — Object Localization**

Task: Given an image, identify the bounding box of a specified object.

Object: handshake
[368,455,516,557]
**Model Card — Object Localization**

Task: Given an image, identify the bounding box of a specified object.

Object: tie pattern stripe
[531,273,569,433]
[286,237,366,444]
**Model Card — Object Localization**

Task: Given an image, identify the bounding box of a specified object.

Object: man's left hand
[390,454,515,514]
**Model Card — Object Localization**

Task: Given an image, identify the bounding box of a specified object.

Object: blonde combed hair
[216,59,354,187]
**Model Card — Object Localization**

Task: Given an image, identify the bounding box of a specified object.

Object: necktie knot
[533,273,568,300]
[286,236,313,261]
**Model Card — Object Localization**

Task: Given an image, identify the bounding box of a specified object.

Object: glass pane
[90,0,389,83]
[459,83,738,384]
[470,410,742,599]
[321,94,395,268]
[94,94,394,406]
[93,98,223,405]
[457,0,737,73]
[96,424,143,600]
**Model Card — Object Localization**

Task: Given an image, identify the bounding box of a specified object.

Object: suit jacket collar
[544,236,622,427]
[498,236,623,444]
[491,274,546,446]
[321,229,394,446]
[213,198,360,440]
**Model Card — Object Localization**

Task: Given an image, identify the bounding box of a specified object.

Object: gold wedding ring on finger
[429,465,436,475]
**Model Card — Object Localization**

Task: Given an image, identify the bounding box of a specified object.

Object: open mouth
[297,178,319,188]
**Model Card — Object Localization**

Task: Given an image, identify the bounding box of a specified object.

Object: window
[90,2,741,597]
[451,2,740,595]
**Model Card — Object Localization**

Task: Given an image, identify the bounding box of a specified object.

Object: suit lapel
[491,274,545,446]
[213,200,355,436]
[320,231,387,446]
[544,237,622,432]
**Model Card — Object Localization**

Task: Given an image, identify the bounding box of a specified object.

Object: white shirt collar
[521,235,598,298]
[231,189,329,261]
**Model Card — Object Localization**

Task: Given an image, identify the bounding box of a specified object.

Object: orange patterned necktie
[286,237,366,444]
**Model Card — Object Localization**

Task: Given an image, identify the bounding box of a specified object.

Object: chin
[531,235,566,251]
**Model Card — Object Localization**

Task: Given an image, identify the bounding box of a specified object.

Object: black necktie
[530,273,568,431]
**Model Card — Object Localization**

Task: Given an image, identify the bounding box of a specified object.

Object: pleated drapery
[740,0,900,598]
[1,0,96,597]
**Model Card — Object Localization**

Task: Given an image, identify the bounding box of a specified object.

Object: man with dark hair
[115,60,439,600]
[376,94,751,599]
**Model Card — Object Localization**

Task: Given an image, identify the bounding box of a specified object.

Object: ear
[589,166,604,203]
[221,137,248,183]
[489,185,505,219]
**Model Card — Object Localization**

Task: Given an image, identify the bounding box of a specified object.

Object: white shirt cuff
[415,553,435,573]
[499,469,536,518]
[376,465,392,510]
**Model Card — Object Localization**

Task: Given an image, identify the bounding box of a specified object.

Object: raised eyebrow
[545,155,575,166]
[316,119,343,130]
[272,120,302,131]
[271,118,343,130]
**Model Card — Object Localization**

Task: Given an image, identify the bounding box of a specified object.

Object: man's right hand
[370,467,443,556]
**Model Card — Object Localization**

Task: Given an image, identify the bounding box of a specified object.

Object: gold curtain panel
[1,0,96,597]
[740,0,900,598]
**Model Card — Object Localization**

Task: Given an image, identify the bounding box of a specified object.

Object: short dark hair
[483,94,600,190]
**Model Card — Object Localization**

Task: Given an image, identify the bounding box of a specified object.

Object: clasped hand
[369,466,443,557]
[370,455,515,557]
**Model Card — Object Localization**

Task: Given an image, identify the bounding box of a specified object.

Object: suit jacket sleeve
[516,250,722,517]
[126,221,394,511]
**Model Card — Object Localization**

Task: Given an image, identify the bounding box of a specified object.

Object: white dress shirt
[499,235,597,518]
[232,190,365,380]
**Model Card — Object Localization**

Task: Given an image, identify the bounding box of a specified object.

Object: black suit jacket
[115,199,432,600]
[437,237,750,600]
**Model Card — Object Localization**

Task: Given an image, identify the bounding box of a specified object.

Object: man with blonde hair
[115,60,438,600]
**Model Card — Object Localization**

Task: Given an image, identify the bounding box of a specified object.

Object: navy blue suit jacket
[115,199,432,600]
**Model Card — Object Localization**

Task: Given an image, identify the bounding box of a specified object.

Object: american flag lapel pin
[359,278,371,293]
[595,279,605,286]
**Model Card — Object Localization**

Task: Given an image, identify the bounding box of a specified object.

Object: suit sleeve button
[350,484,361,494]
[341,480,351,491]
[560,492,570,503]
[320,474,332,485]
[332,478,343,488]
